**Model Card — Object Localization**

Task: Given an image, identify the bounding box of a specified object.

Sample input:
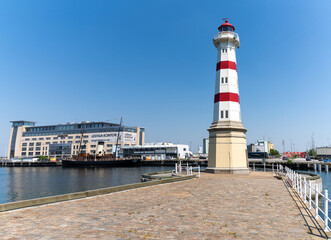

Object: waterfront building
[316,147,331,158]
[206,19,249,174]
[247,140,274,154]
[202,138,209,155]
[8,120,145,158]
[121,142,192,160]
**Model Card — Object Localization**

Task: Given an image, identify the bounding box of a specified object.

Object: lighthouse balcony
[213,32,240,47]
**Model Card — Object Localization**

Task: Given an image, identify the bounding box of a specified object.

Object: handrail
[284,165,330,232]
[174,162,200,178]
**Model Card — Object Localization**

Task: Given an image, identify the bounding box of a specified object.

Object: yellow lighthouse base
[206,121,250,174]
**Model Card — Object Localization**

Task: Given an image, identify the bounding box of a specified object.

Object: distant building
[247,144,255,153]
[198,146,203,154]
[317,147,331,158]
[203,138,209,155]
[8,120,145,159]
[121,143,192,160]
[248,140,274,154]
[283,152,306,158]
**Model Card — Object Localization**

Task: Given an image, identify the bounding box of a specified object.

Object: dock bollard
[314,164,317,171]
[318,164,322,172]
[326,165,329,173]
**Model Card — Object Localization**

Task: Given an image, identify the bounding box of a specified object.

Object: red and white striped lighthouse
[213,19,241,123]
[206,19,249,174]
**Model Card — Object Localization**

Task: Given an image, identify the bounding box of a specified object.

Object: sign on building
[90,132,137,143]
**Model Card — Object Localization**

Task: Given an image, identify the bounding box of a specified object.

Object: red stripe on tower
[216,61,237,71]
[214,92,240,103]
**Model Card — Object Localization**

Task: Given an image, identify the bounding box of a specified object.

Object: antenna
[223,18,229,22]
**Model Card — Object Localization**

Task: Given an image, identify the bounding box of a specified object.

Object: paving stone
[0,172,319,239]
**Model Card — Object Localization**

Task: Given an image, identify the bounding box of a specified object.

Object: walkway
[0,172,324,239]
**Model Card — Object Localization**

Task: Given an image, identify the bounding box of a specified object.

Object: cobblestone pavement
[0,172,319,239]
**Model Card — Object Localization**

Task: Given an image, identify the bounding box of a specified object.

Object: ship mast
[114,117,122,159]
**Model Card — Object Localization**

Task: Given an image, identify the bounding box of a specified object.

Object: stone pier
[0,172,326,239]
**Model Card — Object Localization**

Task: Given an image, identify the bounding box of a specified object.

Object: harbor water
[0,166,173,204]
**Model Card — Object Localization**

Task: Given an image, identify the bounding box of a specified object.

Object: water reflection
[0,166,173,204]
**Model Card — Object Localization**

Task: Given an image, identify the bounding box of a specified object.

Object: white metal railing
[249,162,284,173]
[174,162,200,178]
[284,166,330,232]
[213,32,239,41]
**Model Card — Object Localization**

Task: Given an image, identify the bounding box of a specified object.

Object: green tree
[269,149,279,156]
[308,149,317,158]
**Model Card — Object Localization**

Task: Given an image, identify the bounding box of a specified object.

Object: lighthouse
[206,19,249,174]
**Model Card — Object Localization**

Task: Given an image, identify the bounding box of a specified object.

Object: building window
[83,136,88,139]
[83,140,88,144]
[22,147,27,151]
[68,136,73,139]
[32,138,37,140]
[225,110,229,118]
[91,145,96,148]
[46,142,50,144]
[25,138,30,141]
[53,142,57,144]
[35,152,40,156]
[28,152,33,156]
[75,141,80,144]
[221,111,224,118]
[68,141,72,143]
[46,137,51,140]
[22,143,27,146]
[36,142,41,146]
[107,144,113,147]
[29,147,34,151]
[76,136,80,139]
[39,138,44,140]
[60,137,65,140]
[29,143,34,146]
[22,152,26,156]
[36,147,41,151]
[225,77,228,83]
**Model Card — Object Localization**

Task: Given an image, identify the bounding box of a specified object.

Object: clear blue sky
[0,0,331,156]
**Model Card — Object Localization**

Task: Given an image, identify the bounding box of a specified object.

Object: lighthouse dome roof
[218,20,235,31]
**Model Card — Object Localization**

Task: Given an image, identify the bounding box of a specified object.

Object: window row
[221,77,228,83]
[220,110,229,119]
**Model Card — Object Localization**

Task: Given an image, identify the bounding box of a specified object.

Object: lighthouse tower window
[221,111,224,118]
[225,111,229,118]
[221,77,224,83]
[225,77,228,83]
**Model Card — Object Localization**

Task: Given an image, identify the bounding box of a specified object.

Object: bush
[287,159,293,163]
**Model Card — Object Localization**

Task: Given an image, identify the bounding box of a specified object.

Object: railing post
[309,181,312,209]
[326,165,329,173]
[304,177,307,203]
[175,163,177,174]
[296,173,299,191]
[314,163,317,171]
[315,185,319,219]
[264,163,266,172]
[294,172,296,189]
[318,164,321,172]
[253,163,255,171]
[300,175,303,197]
[272,163,274,172]
[324,189,329,232]
[198,166,200,178]
[277,164,279,172]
